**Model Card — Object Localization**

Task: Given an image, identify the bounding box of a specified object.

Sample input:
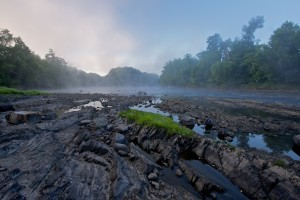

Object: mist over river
[48,86,300,107]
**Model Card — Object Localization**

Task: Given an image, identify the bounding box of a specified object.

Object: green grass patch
[0,87,48,95]
[120,109,195,138]
[273,159,288,168]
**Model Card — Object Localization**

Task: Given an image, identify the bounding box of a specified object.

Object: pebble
[175,169,183,177]
[148,173,158,181]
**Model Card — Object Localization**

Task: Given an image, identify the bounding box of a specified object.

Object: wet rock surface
[156,96,300,135]
[0,93,300,199]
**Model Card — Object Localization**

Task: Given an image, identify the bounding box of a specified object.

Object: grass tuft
[0,87,47,95]
[273,159,288,168]
[120,109,195,138]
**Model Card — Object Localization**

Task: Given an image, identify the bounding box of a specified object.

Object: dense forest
[0,29,159,89]
[160,16,300,88]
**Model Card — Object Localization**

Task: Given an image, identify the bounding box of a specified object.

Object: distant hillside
[103,67,159,86]
[0,28,158,89]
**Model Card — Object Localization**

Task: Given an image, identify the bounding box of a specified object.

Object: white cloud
[0,0,137,76]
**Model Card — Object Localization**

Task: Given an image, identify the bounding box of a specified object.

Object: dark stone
[0,104,15,112]
[217,128,227,139]
[80,119,92,126]
[293,135,300,147]
[114,143,129,153]
[204,118,213,130]
[117,150,128,157]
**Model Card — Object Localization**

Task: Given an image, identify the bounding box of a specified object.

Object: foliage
[0,86,47,95]
[0,29,158,89]
[120,109,195,137]
[104,67,159,86]
[160,17,300,89]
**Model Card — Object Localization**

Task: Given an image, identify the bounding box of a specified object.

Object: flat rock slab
[5,111,42,124]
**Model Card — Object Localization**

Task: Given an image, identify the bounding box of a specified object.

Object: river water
[48,86,300,106]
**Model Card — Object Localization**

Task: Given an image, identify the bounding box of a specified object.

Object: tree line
[160,16,300,88]
[0,29,158,89]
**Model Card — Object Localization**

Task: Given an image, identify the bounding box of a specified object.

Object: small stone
[175,169,183,177]
[224,136,233,142]
[114,143,129,153]
[148,173,158,181]
[114,124,129,133]
[211,192,217,199]
[115,133,126,144]
[106,124,113,131]
[117,150,128,157]
[150,181,160,190]
[128,153,136,161]
[80,120,91,126]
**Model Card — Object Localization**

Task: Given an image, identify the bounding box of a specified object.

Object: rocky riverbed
[0,93,300,199]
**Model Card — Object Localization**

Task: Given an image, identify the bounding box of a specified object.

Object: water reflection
[130,98,300,161]
[65,100,104,113]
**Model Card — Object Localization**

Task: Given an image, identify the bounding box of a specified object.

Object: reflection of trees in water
[263,134,293,154]
[235,132,250,148]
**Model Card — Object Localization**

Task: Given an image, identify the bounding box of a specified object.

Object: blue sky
[1,0,300,75]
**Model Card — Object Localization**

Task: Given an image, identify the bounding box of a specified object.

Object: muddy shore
[0,93,300,199]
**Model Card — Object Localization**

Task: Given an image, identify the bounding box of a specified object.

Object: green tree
[268,21,300,84]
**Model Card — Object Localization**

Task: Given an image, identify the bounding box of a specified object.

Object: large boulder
[5,111,42,124]
[179,115,196,126]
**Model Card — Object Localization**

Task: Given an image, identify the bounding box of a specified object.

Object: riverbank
[0,93,299,199]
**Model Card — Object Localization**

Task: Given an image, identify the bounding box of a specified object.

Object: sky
[1,0,300,76]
